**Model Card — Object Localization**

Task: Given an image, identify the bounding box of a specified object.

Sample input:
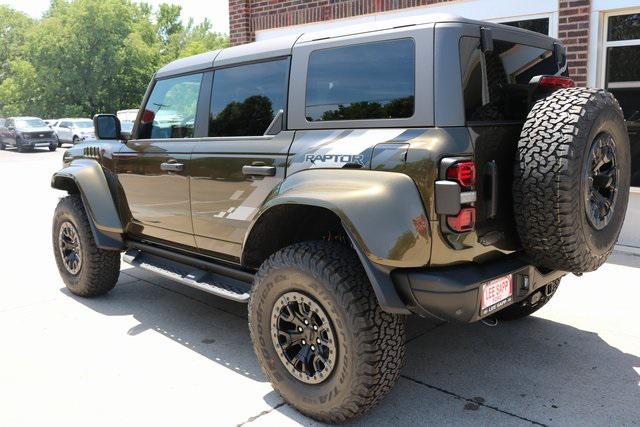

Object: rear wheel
[0,141,5,150]
[249,241,405,423]
[72,136,80,145]
[514,88,630,273]
[52,195,120,297]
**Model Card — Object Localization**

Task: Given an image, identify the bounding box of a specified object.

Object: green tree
[0,6,33,81]
[0,1,229,118]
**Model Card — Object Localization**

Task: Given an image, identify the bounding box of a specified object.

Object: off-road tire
[248,241,405,423]
[52,194,120,297]
[496,279,560,321]
[513,88,630,273]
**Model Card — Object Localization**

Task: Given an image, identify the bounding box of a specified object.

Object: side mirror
[94,114,121,140]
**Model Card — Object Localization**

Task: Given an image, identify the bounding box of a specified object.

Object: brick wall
[558,0,591,86]
[229,0,592,85]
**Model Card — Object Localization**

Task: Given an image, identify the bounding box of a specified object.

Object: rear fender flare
[244,169,432,313]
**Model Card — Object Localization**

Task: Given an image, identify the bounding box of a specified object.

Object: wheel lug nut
[304,319,309,325]
[301,339,306,345]
[313,325,318,331]
[316,338,321,344]
[297,327,303,332]
[310,345,315,351]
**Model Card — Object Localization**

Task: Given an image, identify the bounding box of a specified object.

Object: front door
[190,58,292,260]
[116,72,204,247]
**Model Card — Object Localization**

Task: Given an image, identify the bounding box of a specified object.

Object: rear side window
[305,39,415,122]
[209,59,289,137]
[459,37,561,122]
[138,73,203,140]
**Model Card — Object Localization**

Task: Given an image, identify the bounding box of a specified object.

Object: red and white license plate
[481,274,513,315]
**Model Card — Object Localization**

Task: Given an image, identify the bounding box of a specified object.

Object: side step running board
[123,248,251,302]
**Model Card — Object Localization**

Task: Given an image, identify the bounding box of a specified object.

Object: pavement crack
[400,375,548,426]
[236,402,286,426]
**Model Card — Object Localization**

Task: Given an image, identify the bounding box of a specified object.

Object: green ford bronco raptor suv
[51,14,630,423]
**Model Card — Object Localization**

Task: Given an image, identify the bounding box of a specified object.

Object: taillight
[446,161,476,188]
[537,75,575,89]
[447,207,476,232]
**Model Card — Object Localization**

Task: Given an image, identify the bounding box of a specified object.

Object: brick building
[228,0,640,249]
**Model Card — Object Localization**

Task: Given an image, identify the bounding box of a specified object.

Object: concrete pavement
[0,148,638,426]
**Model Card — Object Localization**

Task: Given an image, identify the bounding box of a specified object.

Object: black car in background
[0,117,58,152]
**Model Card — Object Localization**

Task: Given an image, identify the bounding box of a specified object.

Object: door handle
[242,165,276,177]
[161,162,184,172]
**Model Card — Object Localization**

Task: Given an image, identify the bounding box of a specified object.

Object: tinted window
[459,38,560,122]
[502,18,550,35]
[138,73,203,140]
[607,13,640,42]
[209,59,289,137]
[305,39,415,121]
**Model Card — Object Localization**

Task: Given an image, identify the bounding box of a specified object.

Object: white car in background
[52,118,95,146]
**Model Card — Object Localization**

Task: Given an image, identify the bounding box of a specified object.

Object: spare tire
[513,88,630,273]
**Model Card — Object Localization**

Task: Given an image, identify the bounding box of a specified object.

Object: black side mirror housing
[94,114,122,140]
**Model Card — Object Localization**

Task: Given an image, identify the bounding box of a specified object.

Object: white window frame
[597,8,640,89]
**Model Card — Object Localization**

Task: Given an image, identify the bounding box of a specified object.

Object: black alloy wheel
[58,220,83,275]
[584,132,618,230]
[271,291,337,384]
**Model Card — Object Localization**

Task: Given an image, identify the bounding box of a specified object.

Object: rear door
[116,72,205,247]
[190,58,292,260]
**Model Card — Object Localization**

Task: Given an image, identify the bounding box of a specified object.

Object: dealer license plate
[480,274,513,316]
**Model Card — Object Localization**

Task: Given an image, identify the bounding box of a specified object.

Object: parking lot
[0,147,638,426]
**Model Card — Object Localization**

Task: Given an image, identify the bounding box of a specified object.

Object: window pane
[460,39,559,122]
[607,13,640,41]
[459,37,485,121]
[606,46,640,84]
[139,73,203,139]
[502,18,550,35]
[305,39,415,121]
[209,59,289,137]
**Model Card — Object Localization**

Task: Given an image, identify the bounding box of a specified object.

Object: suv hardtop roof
[157,13,559,79]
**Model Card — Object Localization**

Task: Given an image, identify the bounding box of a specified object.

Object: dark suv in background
[0,117,58,152]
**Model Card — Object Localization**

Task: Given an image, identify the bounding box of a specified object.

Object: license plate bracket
[480,274,513,316]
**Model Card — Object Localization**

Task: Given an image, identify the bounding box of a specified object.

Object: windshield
[74,121,93,129]
[15,118,47,128]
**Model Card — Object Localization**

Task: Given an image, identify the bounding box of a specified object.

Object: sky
[0,0,230,34]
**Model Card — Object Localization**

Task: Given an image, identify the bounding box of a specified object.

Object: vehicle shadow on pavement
[63,268,640,426]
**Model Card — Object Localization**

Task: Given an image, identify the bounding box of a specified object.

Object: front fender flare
[51,159,125,250]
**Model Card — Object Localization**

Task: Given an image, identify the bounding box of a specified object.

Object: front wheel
[72,136,80,145]
[249,241,405,423]
[49,144,57,152]
[52,195,121,297]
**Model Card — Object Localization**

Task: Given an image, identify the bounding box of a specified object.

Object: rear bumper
[391,254,566,322]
